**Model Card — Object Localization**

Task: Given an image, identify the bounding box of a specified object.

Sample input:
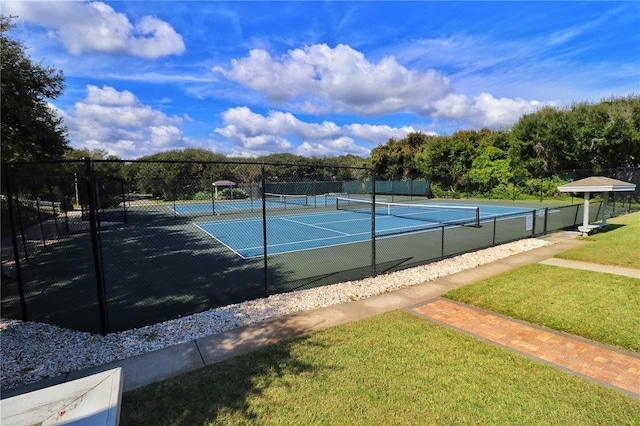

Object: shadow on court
[1,208,283,333]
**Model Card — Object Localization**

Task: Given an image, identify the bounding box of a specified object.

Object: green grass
[444,264,640,352]
[555,211,640,269]
[1,198,53,235]
[120,310,640,425]
[120,211,640,423]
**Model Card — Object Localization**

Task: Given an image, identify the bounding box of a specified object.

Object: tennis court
[195,199,532,258]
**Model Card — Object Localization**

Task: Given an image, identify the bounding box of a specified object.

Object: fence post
[492,217,497,246]
[3,163,28,321]
[120,179,128,224]
[84,157,109,335]
[261,164,269,297]
[531,209,537,237]
[371,169,377,278]
[35,196,46,247]
[48,181,60,238]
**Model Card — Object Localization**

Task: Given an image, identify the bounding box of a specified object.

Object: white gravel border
[1,238,551,390]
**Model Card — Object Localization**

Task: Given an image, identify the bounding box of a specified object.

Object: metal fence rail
[1,159,635,335]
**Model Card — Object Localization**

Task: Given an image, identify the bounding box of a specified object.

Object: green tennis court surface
[195,202,532,258]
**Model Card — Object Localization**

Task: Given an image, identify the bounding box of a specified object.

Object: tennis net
[336,197,481,228]
[265,192,309,206]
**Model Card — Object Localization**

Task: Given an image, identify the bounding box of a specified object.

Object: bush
[193,191,212,201]
[218,188,247,199]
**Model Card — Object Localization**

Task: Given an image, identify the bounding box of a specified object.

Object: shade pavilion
[557,176,636,235]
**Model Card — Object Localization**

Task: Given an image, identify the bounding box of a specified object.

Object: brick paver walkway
[412,298,640,399]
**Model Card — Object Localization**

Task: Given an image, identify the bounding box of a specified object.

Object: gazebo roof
[212,180,236,186]
[557,176,636,193]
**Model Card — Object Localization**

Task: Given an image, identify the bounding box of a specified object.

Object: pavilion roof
[557,176,636,193]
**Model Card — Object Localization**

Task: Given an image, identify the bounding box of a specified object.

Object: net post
[211,182,215,216]
[475,207,481,228]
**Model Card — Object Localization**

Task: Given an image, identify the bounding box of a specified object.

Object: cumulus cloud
[215,106,417,157]
[64,85,186,158]
[472,93,543,128]
[346,124,425,143]
[214,43,452,116]
[297,137,370,158]
[214,43,547,129]
[63,89,411,158]
[431,92,543,128]
[3,1,185,58]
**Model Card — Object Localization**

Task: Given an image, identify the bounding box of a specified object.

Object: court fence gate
[2,159,635,335]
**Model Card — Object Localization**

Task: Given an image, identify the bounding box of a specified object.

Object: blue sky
[4,1,639,159]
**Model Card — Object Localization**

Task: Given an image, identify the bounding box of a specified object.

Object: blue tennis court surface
[195,203,532,259]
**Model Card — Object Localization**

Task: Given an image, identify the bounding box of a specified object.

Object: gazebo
[557,176,636,235]
[212,180,236,199]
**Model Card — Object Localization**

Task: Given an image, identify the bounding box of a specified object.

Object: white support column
[601,191,609,225]
[582,191,590,229]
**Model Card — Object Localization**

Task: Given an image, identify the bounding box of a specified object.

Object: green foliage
[123,148,229,199]
[1,16,69,161]
[368,132,429,179]
[192,191,212,201]
[218,188,247,199]
[1,197,55,233]
[371,96,639,200]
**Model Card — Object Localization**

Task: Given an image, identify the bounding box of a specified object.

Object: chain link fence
[2,159,636,334]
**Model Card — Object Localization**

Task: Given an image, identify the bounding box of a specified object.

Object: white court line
[193,223,249,259]
[280,217,351,235]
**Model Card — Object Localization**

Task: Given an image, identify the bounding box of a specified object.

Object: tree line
[368,96,639,198]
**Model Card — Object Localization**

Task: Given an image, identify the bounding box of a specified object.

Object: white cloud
[430,92,544,129]
[3,1,185,58]
[214,43,453,116]
[218,107,342,140]
[215,107,418,157]
[346,124,425,143]
[296,137,370,158]
[214,43,551,129]
[64,85,186,158]
[473,93,543,128]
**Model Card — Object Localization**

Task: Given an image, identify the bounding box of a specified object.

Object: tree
[123,148,231,199]
[1,16,68,162]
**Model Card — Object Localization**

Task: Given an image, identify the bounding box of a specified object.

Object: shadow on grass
[592,223,626,233]
[121,319,324,425]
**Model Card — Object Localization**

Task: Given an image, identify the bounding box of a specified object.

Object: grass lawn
[445,211,640,353]
[444,264,640,352]
[120,310,640,425]
[120,211,640,424]
[554,211,640,269]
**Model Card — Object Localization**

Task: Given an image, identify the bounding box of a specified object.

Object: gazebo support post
[601,191,609,225]
[582,191,590,231]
